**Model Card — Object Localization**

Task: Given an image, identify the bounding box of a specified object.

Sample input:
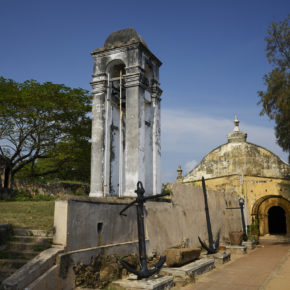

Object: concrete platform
[202,252,231,265]
[112,274,173,290]
[214,252,231,264]
[160,258,214,287]
[242,240,256,249]
[226,245,247,255]
[200,251,231,265]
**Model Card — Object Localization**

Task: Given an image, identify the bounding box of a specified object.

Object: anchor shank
[120,181,166,278]
[136,200,148,269]
[202,177,214,249]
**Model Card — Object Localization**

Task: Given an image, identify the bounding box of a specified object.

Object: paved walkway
[183,243,290,290]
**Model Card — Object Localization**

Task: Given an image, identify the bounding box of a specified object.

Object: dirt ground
[182,242,290,290]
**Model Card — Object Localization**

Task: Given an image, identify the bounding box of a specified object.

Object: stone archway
[252,195,290,236]
[268,206,286,234]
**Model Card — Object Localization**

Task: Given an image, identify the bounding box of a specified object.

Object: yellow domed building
[181,117,290,237]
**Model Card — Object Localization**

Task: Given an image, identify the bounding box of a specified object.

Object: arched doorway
[251,195,290,236]
[268,206,286,234]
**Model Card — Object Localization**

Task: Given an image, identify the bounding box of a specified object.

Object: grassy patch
[4,190,56,202]
[0,201,54,230]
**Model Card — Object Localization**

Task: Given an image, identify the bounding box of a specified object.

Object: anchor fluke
[120,256,166,279]
[198,233,220,254]
[155,256,166,269]
[198,236,212,254]
[119,260,141,277]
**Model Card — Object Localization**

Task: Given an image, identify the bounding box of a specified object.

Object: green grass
[4,190,56,202]
[0,201,55,230]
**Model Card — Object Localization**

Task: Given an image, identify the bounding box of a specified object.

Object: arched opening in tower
[107,61,126,196]
[268,206,286,235]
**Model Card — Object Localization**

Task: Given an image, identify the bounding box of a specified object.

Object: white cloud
[184,159,198,174]
[162,109,232,153]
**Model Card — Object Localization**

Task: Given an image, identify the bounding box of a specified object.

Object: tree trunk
[3,166,12,189]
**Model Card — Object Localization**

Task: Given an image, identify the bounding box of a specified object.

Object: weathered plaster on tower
[90,28,162,197]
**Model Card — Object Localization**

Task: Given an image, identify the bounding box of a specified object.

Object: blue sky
[1,0,289,182]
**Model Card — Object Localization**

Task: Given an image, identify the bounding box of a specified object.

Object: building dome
[183,117,290,182]
[104,28,148,48]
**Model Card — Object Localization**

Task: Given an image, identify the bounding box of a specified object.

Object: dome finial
[234,115,240,131]
[227,115,247,143]
[177,165,183,183]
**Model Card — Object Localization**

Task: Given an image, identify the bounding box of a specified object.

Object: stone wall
[12,179,90,196]
[183,175,290,225]
[146,182,242,254]
[53,182,242,256]
[53,197,138,251]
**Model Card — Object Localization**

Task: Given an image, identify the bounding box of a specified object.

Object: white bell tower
[89,28,162,197]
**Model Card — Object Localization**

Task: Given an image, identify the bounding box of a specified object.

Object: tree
[18,137,91,183]
[258,15,290,163]
[0,77,92,189]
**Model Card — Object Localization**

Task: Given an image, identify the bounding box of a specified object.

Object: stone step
[0,269,15,284]
[112,274,174,290]
[13,228,53,237]
[12,235,52,244]
[0,258,27,271]
[226,245,247,255]
[242,240,256,250]
[0,259,28,286]
[200,251,231,265]
[161,257,215,287]
[4,250,39,260]
[9,241,51,252]
[0,228,54,286]
[2,247,64,290]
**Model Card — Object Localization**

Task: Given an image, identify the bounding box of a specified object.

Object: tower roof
[91,28,161,67]
[104,28,148,49]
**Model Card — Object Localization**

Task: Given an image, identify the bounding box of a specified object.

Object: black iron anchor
[198,176,220,254]
[119,181,170,279]
[226,197,248,241]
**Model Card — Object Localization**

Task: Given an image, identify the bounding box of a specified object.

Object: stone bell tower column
[90,75,106,197]
[123,67,146,196]
[152,81,162,195]
[89,28,162,197]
